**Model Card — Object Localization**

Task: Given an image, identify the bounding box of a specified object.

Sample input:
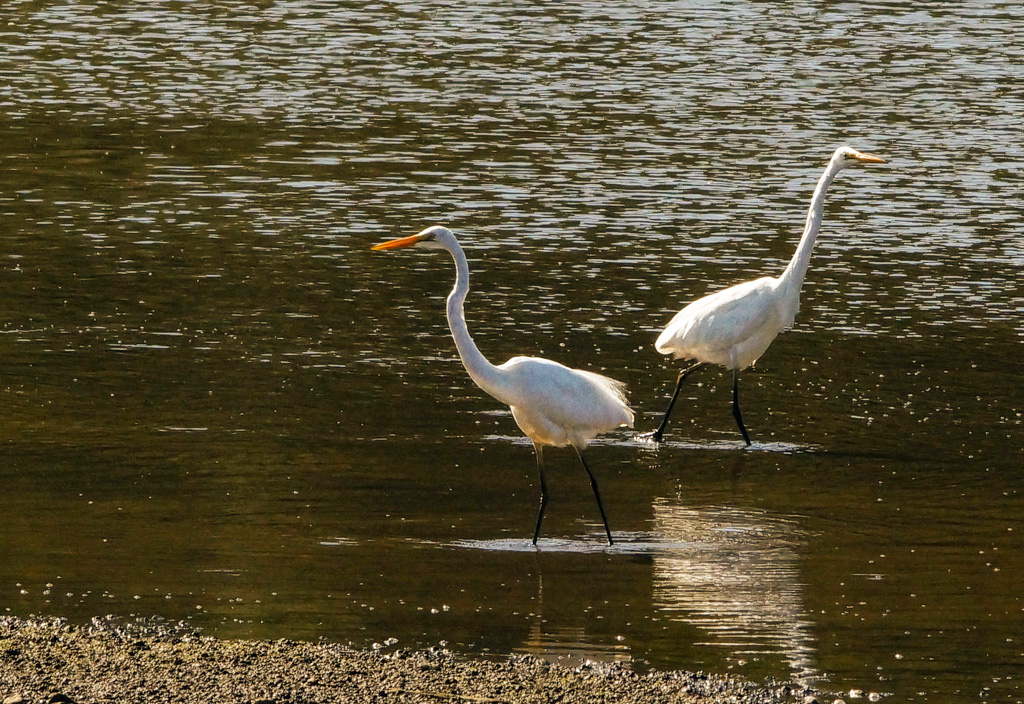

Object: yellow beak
[852,151,885,164]
[371,233,423,251]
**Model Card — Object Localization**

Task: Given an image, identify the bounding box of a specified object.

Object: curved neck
[777,154,846,292]
[444,242,508,401]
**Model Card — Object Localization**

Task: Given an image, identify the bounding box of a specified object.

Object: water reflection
[522,620,632,666]
[650,498,818,684]
[452,501,818,683]
[1,2,1023,703]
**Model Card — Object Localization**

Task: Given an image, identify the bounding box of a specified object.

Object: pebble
[0,616,829,704]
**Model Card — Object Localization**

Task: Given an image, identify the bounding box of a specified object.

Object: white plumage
[372,225,633,545]
[646,146,885,445]
[500,357,632,450]
[655,275,795,371]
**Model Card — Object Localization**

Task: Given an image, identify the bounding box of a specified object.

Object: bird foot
[636,430,665,443]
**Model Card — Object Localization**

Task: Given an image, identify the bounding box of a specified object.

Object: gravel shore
[0,617,827,704]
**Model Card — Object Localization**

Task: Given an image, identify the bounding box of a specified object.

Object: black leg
[531,443,548,545]
[731,368,752,447]
[643,361,707,442]
[574,447,613,546]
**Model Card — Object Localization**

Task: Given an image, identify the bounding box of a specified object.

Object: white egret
[644,146,885,445]
[372,226,634,545]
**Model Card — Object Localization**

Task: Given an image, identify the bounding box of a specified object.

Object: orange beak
[371,233,423,251]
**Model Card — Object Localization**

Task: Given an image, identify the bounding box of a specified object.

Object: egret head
[371,225,455,252]
[834,146,885,167]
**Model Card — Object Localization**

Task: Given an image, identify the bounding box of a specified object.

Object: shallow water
[1,2,1022,702]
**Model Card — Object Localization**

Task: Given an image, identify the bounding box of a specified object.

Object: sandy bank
[0,617,828,704]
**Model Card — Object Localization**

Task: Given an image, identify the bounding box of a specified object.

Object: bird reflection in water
[650,497,819,684]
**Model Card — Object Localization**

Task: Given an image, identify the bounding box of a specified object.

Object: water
[1,2,1022,701]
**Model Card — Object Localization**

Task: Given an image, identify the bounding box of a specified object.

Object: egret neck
[776,150,847,299]
[444,243,509,403]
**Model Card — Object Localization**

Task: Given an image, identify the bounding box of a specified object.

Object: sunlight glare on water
[0,2,1022,703]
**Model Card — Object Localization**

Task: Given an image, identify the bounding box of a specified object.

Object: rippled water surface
[1,2,1022,702]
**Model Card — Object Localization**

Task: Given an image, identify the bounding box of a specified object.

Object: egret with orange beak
[372,226,633,545]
